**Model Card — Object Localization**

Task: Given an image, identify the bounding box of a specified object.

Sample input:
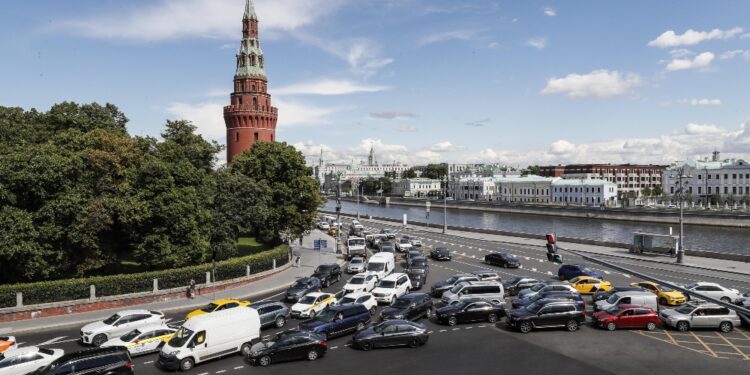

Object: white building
[494,176,557,203]
[317,147,410,191]
[551,179,618,206]
[662,152,750,204]
[450,176,496,201]
[391,178,442,197]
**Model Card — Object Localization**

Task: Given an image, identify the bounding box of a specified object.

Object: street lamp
[356,178,361,221]
[443,174,448,234]
[335,173,342,254]
[670,167,693,264]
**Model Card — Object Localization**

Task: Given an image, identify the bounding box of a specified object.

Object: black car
[406,269,427,290]
[285,277,322,302]
[511,291,585,310]
[37,347,133,375]
[378,241,395,253]
[435,298,504,326]
[430,247,451,261]
[407,256,429,273]
[312,264,342,287]
[592,286,645,302]
[405,249,422,262]
[380,229,396,239]
[352,320,429,350]
[381,293,433,321]
[431,274,480,297]
[246,331,327,367]
[484,252,521,268]
[502,277,543,297]
[506,299,586,333]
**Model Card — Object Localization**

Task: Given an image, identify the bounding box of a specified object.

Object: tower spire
[244,0,257,20]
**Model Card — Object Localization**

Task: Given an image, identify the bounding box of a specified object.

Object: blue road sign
[320,240,328,248]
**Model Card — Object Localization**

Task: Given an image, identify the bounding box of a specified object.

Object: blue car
[298,304,371,341]
[557,264,603,281]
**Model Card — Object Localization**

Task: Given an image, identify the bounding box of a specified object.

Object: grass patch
[238,237,272,256]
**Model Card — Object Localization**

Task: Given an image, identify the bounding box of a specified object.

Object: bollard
[246,265,251,277]
[89,285,96,301]
[153,279,159,293]
[16,292,22,307]
[273,259,277,269]
[205,271,211,284]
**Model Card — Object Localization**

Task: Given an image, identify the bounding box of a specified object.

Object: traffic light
[545,233,563,264]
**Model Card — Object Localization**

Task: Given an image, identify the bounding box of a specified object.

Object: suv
[431,274,480,297]
[380,229,396,239]
[298,304,372,340]
[378,241,396,253]
[518,282,578,299]
[405,269,427,290]
[0,347,64,375]
[484,252,520,268]
[558,264,603,281]
[430,247,451,261]
[502,277,543,297]
[407,256,429,274]
[253,301,290,329]
[471,270,501,282]
[511,291,585,310]
[660,302,741,332]
[35,347,133,375]
[396,238,413,252]
[81,310,165,347]
[435,298,505,326]
[441,281,504,305]
[506,299,586,333]
[312,264,342,288]
[285,277,322,303]
[372,273,411,304]
[381,293,433,321]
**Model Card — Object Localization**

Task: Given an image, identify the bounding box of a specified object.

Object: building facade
[449,177,497,201]
[663,152,750,204]
[551,179,618,206]
[495,176,557,203]
[539,164,665,197]
[224,0,278,163]
[318,147,410,191]
[391,178,442,197]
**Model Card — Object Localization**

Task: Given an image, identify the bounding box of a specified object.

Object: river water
[323,200,750,255]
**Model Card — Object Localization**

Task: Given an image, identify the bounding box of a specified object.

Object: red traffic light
[545,233,556,244]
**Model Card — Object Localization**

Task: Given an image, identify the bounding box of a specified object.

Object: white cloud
[273,79,389,96]
[56,0,345,41]
[370,112,418,120]
[166,102,226,140]
[680,98,722,106]
[487,41,501,49]
[272,97,340,127]
[541,69,641,98]
[648,27,743,48]
[665,52,714,71]
[397,125,418,133]
[295,35,394,77]
[669,49,693,58]
[549,140,577,155]
[685,123,722,135]
[465,118,492,127]
[418,30,478,47]
[543,7,556,17]
[526,37,547,50]
[429,141,465,153]
[719,49,750,60]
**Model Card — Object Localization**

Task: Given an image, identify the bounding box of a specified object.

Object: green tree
[402,169,417,178]
[652,185,663,196]
[421,163,448,180]
[523,165,541,176]
[641,186,652,197]
[378,177,392,195]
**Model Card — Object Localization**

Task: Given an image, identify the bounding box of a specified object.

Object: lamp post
[443,174,448,234]
[335,173,342,254]
[670,167,693,264]
[356,178,361,221]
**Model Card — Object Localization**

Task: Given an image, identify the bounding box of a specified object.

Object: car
[405,249,423,262]
[736,292,750,307]
[630,281,686,306]
[506,299,586,334]
[683,282,741,303]
[368,234,388,248]
[372,273,411,304]
[406,256,429,274]
[593,290,658,312]
[592,286,645,302]
[186,298,251,320]
[378,241,396,253]
[380,293,433,321]
[380,229,396,239]
[511,291,585,310]
[430,247,451,261]
[470,270,501,282]
[346,256,367,273]
[290,292,338,319]
[592,305,660,331]
[299,304,372,340]
[440,281,505,305]
[435,298,505,326]
[660,301,741,332]
[101,324,176,356]
[252,301,291,329]
[410,238,423,247]
[352,320,429,351]
[431,274,480,297]
[0,347,65,375]
[338,292,378,314]
[246,331,327,367]
[318,222,330,230]
[557,264,603,281]
[565,276,613,295]
[0,336,17,353]
[36,347,133,375]
[517,281,578,299]
[502,277,543,297]
[405,269,427,290]
[343,273,378,294]
[312,263,342,288]
[484,252,521,268]
[81,309,166,347]
[285,277,322,303]
[396,238,413,252]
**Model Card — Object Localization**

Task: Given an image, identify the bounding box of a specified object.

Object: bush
[0,245,290,308]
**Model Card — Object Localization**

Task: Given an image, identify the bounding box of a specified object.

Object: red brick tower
[224,0,278,163]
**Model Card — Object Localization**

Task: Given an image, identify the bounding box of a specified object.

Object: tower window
[253,98,258,109]
[235,132,239,142]
[252,85,256,92]
[238,97,243,105]
[254,132,259,141]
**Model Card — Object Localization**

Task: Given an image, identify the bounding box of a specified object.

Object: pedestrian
[188,278,196,298]
[295,254,302,268]
[299,236,303,247]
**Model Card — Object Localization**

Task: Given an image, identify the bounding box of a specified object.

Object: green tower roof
[244,0,257,20]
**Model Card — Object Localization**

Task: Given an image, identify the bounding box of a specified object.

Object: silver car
[659,302,741,332]
[253,301,290,328]
[517,282,578,299]
[441,281,505,305]
[347,256,367,273]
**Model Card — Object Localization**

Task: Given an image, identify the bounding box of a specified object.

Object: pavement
[0,230,342,335]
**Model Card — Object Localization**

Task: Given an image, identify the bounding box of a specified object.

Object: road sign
[313,239,328,251]
[320,240,327,248]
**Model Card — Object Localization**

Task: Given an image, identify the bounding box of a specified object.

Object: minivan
[298,304,371,340]
[440,281,504,305]
[594,291,658,312]
[365,252,395,281]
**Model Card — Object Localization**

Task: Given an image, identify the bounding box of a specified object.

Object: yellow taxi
[186,298,251,320]
[630,281,686,305]
[0,336,17,353]
[566,276,613,294]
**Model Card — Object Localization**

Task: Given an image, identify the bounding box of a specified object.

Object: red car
[592,304,660,331]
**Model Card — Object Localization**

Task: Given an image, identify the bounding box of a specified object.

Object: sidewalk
[0,230,343,335]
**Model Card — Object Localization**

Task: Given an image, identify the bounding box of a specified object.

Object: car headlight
[165,350,180,357]
[84,331,93,335]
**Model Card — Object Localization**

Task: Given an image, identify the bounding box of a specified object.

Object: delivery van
[364,252,395,281]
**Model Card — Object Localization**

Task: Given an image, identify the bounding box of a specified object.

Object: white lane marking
[524,257,530,260]
[330,346,338,349]
[428,331,434,334]
[257,290,287,303]
[216,370,226,374]
[233,367,244,370]
[198,373,208,375]
[465,327,473,330]
[547,271,553,275]
[531,268,537,272]
[143,361,154,365]
[344,344,351,347]
[37,337,67,346]
[439,329,447,332]
[478,325,486,328]
[603,270,611,275]
[623,274,631,278]
[452,328,460,331]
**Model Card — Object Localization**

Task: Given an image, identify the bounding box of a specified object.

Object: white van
[158,307,260,371]
[364,252,395,281]
[594,291,658,312]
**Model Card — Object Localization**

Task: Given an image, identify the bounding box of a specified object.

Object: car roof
[536,298,577,306]
[57,347,128,362]
[329,304,366,312]
[382,273,406,281]
[434,247,448,250]
[2,346,42,357]
[110,309,154,316]
[252,300,286,307]
[692,281,721,287]
[399,293,429,300]
[348,237,365,240]
[543,281,568,286]
[463,281,502,286]
[618,304,653,311]
[342,292,371,298]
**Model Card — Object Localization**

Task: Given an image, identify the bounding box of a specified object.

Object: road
[14,217,750,374]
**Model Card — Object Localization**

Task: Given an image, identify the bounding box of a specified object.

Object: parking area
[635,328,750,360]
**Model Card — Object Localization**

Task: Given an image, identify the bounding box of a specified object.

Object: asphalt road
[14,217,750,375]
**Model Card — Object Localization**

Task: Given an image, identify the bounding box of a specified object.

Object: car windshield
[400,239,409,243]
[348,239,365,246]
[349,277,365,285]
[606,305,621,315]
[314,266,332,273]
[378,280,396,288]
[660,285,675,292]
[391,298,412,308]
[315,309,339,322]
[685,283,698,290]
[103,314,120,325]
[367,263,385,271]
[201,303,219,313]
[120,329,142,342]
[411,261,427,267]
[168,327,194,347]
[341,297,356,304]
[449,284,464,294]
[676,304,696,314]
[408,269,426,275]
[505,277,522,285]
[372,322,389,333]
[582,268,594,273]
[530,293,547,302]
[292,280,309,288]
[530,283,546,292]
[299,296,317,304]
[350,258,364,264]
[445,276,459,284]
[435,247,447,252]
[569,277,581,283]
[502,253,516,259]
[606,294,619,304]
[526,302,543,313]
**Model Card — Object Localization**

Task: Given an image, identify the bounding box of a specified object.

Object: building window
[254,132,259,141]
[698,175,702,180]
[732,174,737,179]
[707,187,712,194]
[235,132,239,142]
[698,187,701,194]
[724,174,728,179]
[724,187,728,194]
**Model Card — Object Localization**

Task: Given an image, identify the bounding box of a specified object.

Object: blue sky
[2,0,750,167]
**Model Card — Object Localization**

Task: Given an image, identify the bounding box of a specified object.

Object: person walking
[295,254,302,268]
[187,278,196,299]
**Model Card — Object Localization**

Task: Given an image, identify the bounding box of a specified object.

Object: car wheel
[309,310,317,319]
[356,322,366,331]
[646,322,657,331]
[519,322,533,334]
[179,358,195,371]
[488,313,498,323]
[408,339,420,348]
[360,341,373,351]
[719,321,733,333]
[275,316,286,328]
[606,322,617,331]
[259,355,271,367]
[92,334,108,347]
[307,350,320,361]
[720,297,731,303]
[240,343,252,356]
[677,321,690,332]
[448,316,457,326]
[566,320,579,332]
[659,297,668,306]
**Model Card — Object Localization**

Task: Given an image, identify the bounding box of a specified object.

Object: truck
[346,237,367,260]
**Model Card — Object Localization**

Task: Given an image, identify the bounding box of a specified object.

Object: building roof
[244,0,257,20]
[668,158,749,171]
[493,175,557,183]
[552,179,614,186]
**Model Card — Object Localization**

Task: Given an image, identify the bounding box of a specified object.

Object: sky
[2,0,750,168]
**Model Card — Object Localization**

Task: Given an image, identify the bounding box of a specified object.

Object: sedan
[592,305,660,331]
[338,292,378,314]
[566,276,613,295]
[285,277,322,303]
[484,252,520,268]
[352,320,429,351]
[435,299,504,326]
[684,282,741,303]
[430,247,451,261]
[0,347,64,375]
[101,324,176,356]
[80,309,165,347]
[246,332,327,367]
[347,257,367,274]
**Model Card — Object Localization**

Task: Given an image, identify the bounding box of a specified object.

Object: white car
[80,309,165,346]
[346,256,367,273]
[395,238,413,252]
[338,292,377,314]
[410,238,423,247]
[290,292,337,319]
[318,222,330,230]
[0,347,64,375]
[343,274,378,294]
[684,282,741,303]
[371,273,411,304]
[100,324,176,356]
[0,336,18,352]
